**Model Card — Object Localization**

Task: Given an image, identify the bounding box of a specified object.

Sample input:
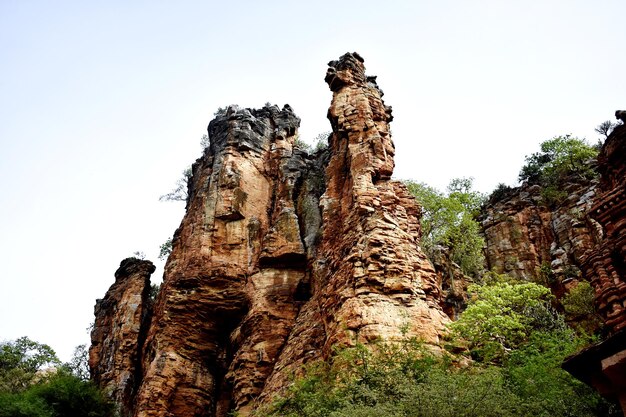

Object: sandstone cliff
[90,52,448,417]
[562,115,626,416]
[581,121,626,333]
[481,175,599,298]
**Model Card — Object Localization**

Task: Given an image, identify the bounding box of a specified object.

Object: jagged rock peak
[597,116,626,191]
[90,258,155,417]
[205,103,301,157]
[325,52,367,91]
[114,257,156,280]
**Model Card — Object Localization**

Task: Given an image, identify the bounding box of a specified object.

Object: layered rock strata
[90,53,448,417]
[481,177,598,297]
[583,121,626,333]
[563,117,626,416]
[89,258,155,416]
[133,104,308,417]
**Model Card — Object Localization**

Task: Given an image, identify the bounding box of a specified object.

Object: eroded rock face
[90,53,449,417]
[261,55,449,398]
[133,104,310,417]
[481,178,598,296]
[563,117,626,416]
[582,122,626,333]
[89,258,155,416]
[319,52,447,347]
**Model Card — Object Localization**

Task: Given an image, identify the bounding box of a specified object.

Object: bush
[259,332,617,416]
[562,281,602,334]
[449,281,562,363]
[0,338,115,417]
[0,372,115,417]
[504,331,620,416]
[488,183,515,204]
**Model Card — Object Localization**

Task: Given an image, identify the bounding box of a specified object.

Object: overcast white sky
[1,0,624,361]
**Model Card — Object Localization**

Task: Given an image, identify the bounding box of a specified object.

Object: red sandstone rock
[581,122,626,334]
[89,258,155,417]
[481,177,599,299]
[90,54,449,417]
[563,119,626,417]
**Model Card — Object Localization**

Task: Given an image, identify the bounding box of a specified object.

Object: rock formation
[90,52,448,417]
[563,116,626,416]
[583,120,626,334]
[89,258,155,416]
[481,176,599,298]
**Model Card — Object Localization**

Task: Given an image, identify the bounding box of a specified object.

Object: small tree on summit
[518,135,598,185]
[518,135,598,207]
[594,120,616,139]
[159,167,192,202]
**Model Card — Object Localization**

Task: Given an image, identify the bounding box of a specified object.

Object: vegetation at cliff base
[0,337,115,417]
[259,280,620,417]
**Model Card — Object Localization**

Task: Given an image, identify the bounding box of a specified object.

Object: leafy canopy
[406,178,485,277]
[0,337,60,394]
[0,338,115,417]
[449,281,564,363]
[518,135,598,185]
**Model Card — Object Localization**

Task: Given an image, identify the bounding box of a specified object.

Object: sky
[1,0,625,361]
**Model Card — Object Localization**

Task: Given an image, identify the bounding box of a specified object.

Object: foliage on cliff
[260,280,620,417]
[518,135,598,206]
[406,178,485,277]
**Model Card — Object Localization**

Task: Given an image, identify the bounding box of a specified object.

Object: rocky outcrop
[563,117,626,416]
[481,177,598,297]
[317,52,447,346]
[581,121,626,334]
[89,258,155,416]
[133,103,309,417]
[91,53,448,417]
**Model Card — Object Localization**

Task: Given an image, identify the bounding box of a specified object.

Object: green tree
[406,178,485,277]
[0,338,115,417]
[200,133,210,149]
[594,120,616,139]
[518,135,598,207]
[518,135,598,186]
[158,237,173,260]
[0,337,60,394]
[62,345,90,381]
[449,281,564,363]
[159,167,192,202]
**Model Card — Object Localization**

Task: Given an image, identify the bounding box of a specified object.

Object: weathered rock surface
[89,258,155,416]
[563,116,626,416]
[91,53,448,417]
[133,103,308,417]
[481,177,598,296]
[581,122,626,334]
